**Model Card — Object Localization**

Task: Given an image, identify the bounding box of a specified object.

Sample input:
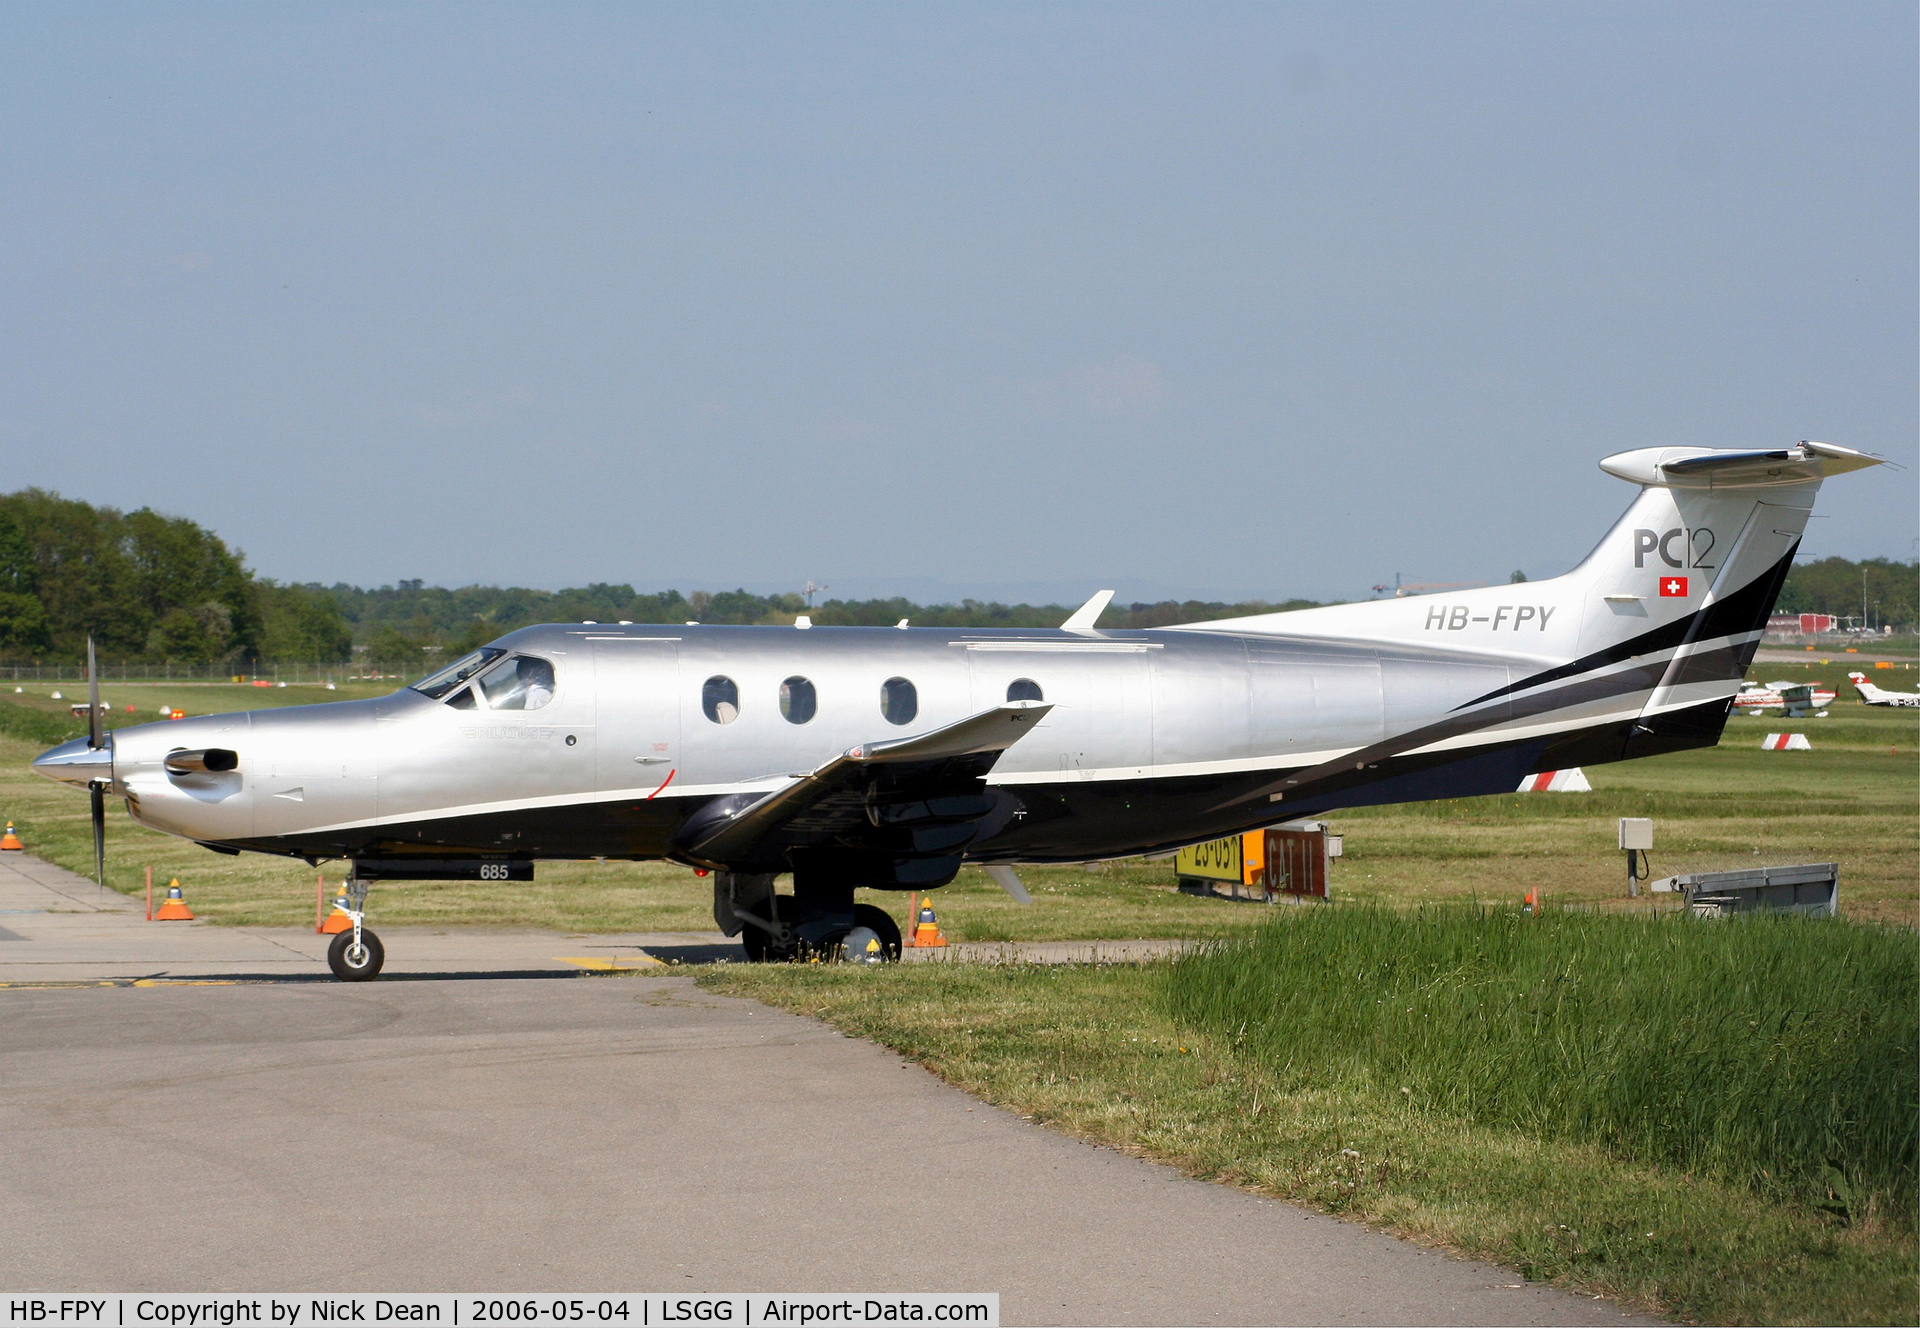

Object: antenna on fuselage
[1061,589,1115,632]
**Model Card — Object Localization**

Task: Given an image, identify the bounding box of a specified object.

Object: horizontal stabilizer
[1600,441,1883,490]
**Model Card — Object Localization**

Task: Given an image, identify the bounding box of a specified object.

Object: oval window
[779,676,816,724]
[880,676,917,726]
[702,675,740,725]
[1006,678,1043,703]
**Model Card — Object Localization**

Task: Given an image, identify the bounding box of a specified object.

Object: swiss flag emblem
[1659,576,1689,597]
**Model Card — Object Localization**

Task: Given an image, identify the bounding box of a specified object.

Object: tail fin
[1849,671,1885,702]
[1187,440,1882,766]
[1556,443,1878,752]
[1514,442,1882,762]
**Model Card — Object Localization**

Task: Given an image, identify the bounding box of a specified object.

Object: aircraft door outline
[594,638,681,794]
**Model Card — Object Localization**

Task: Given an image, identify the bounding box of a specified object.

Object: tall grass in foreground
[1168,905,1917,1217]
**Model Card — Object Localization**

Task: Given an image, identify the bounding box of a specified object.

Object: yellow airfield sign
[1175,831,1264,885]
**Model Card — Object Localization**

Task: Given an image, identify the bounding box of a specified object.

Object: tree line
[1772,556,1918,631]
[1,489,1913,668]
[0,489,350,664]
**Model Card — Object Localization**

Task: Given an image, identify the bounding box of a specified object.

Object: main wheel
[327,928,385,982]
[814,904,905,964]
[851,903,902,962]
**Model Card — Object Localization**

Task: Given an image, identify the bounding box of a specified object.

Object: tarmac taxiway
[0,853,1649,1325]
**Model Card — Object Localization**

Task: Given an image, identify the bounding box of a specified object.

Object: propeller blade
[90,781,106,887]
[86,636,103,751]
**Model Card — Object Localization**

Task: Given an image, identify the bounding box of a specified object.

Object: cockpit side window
[476,654,557,711]
[413,647,506,700]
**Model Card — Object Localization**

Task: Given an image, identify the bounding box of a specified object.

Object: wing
[677,701,1051,875]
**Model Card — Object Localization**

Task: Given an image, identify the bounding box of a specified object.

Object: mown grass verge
[700,932,1919,1325]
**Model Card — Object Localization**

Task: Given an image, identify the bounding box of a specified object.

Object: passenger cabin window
[1006,678,1043,703]
[703,675,740,724]
[413,647,505,701]
[476,654,556,711]
[880,676,917,726]
[779,676,816,724]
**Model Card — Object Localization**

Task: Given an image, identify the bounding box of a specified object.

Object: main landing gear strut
[714,870,902,963]
[327,870,385,982]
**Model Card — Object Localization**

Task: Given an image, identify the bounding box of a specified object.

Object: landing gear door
[593,638,682,794]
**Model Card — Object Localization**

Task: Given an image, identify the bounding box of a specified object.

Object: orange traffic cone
[0,822,22,851]
[153,880,195,921]
[1522,887,1538,916]
[319,889,354,934]
[911,897,947,948]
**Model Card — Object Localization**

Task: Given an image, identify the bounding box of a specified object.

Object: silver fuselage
[89,622,1536,865]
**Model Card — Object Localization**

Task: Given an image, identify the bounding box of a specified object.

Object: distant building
[1766,613,1836,636]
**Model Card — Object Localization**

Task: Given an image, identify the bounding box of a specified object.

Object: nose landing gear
[326,872,384,981]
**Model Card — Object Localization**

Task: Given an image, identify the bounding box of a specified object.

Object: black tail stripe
[1454,544,1798,711]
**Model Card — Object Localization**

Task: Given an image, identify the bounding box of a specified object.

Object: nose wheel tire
[327,928,385,982]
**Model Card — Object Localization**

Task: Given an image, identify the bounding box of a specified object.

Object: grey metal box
[1657,862,1839,918]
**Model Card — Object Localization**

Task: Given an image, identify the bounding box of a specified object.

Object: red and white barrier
[1517,768,1592,792]
[1761,733,1811,751]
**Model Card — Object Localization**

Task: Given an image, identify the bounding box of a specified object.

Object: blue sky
[3,4,1913,603]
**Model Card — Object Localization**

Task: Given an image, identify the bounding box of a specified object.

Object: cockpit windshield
[410,648,506,700]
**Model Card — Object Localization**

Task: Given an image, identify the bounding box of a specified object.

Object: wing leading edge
[679,701,1052,873]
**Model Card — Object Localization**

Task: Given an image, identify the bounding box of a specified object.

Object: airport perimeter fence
[1760,630,1919,653]
[0,661,402,686]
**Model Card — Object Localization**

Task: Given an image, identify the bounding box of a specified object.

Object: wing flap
[685,702,1050,865]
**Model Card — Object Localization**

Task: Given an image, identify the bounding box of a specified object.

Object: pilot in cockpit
[475,654,555,711]
[519,656,555,709]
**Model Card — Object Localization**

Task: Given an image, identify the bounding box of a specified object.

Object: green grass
[700,959,1920,1325]
[1169,905,1917,1215]
[1332,694,1918,926]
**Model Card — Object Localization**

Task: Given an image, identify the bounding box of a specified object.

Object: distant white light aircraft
[1849,670,1920,708]
[1733,680,1836,717]
[34,441,1883,980]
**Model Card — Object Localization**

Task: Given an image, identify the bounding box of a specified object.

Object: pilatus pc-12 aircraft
[35,442,1881,979]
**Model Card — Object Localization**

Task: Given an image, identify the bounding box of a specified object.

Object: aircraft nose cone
[31,737,112,789]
